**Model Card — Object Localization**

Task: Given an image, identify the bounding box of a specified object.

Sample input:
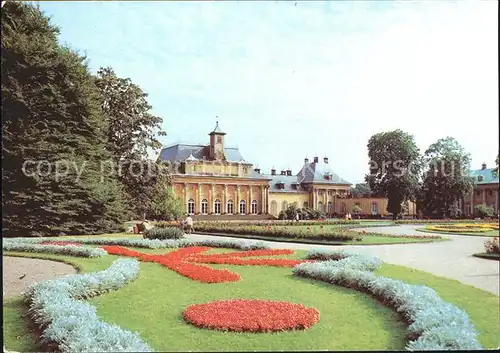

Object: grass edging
[194,232,443,246]
[472,253,500,261]
[416,228,499,237]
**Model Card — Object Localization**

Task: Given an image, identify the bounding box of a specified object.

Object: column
[315,189,319,210]
[198,183,202,214]
[482,189,486,204]
[236,185,240,214]
[184,183,188,213]
[495,190,499,213]
[211,183,215,214]
[249,186,253,214]
[323,189,327,214]
[223,184,227,214]
[260,185,266,213]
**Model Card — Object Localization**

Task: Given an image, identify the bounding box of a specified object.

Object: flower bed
[293,250,482,350]
[484,237,499,254]
[39,241,81,246]
[425,223,499,233]
[2,240,106,257]
[395,219,494,225]
[183,299,320,332]
[193,224,362,241]
[4,237,270,250]
[23,259,152,352]
[102,246,306,283]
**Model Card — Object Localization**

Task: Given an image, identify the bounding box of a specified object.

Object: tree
[2,2,128,236]
[94,67,168,219]
[352,204,362,219]
[474,204,494,219]
[365,130,422,220]
[148,183,184,221]
[350,183,371,197]
[493,154,499,178]
[418,137,474,219]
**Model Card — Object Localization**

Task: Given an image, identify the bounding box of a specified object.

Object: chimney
[324,157,329,164]
[281,170,286,175]
[481,162,487,170]
[271,168,276,176]
[304,157,309,164]
[286,169,292,176]
[254,167,260,174]
[313,156,319,163]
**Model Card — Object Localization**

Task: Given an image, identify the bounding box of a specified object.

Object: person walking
[185,214,194,234]
[295,213,300,222]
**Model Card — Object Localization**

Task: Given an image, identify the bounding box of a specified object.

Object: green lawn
[3,248,499,351]
[416,228,500,237]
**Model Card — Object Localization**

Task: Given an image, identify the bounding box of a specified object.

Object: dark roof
[264,174,309,193]
[296,160,351,185]
[158,144,243,163]
[469,167,499,185]
[209,121,226,135]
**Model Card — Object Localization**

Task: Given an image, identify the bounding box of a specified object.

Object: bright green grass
[3,250,406,351]
[416,228,500,237]
[3,248,499,351]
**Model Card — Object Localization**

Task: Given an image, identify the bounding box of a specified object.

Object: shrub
[474,204,495,219]
[484,237,500,254]
[24,259,152,352]
[294,250,482,350]
[143,226,184,240]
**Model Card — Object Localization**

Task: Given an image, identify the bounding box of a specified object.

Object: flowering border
[23,259,152,352]
[2,240,106,257]
[183,299,320,332]
[294,249,483,350]
[102,246,307,283]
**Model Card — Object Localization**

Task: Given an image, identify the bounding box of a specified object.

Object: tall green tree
[365,130,422,220]
[349,183,371,197]
[2,2,128,236]
[493,154,499,178]
[94,67,169,219]
[418,137,474,219]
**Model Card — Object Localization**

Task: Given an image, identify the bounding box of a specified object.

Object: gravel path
[2,256,77,299]
[186,225,499,296]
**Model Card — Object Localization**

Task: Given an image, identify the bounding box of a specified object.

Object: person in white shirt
[185,215,194,234]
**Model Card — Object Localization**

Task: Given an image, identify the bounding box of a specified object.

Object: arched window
[227,200,234,214]
[214,199,221,215]
[201,199,208,214]
[239,200,246,215]
[341,202,346,214]
[318,201,323,213]
[188,198,195,215]
[371,202,378,215]
[270,201,278,216]
[282,201,288,211]
[303,202,309,209]
[251,200,258,214]
[327,201,332,215]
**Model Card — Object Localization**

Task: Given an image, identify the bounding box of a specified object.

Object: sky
[36,0,498,184]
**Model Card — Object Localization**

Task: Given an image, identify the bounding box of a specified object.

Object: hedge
[143,227,184,240]
[23,259,152,352]
[294,250,482,351]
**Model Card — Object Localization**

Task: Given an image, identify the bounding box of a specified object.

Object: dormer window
[477,175,483,182]
[324,174,330,181]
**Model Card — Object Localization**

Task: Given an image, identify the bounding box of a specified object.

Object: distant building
[460,163,499,216]
[158,123,415,218]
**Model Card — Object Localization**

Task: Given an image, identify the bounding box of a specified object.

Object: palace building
[158,122,416,219]
[460,163,499,216]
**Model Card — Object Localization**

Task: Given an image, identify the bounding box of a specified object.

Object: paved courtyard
[187,225,499,296]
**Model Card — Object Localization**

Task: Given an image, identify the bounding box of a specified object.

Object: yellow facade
[160,123,416,218]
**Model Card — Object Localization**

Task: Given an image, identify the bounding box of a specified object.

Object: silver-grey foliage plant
[296,249,482,351]
[23,259,153,352]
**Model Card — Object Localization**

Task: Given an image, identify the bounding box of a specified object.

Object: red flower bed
[183,299,320,332]
[100,246,308,283]
[40,241,81,247]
